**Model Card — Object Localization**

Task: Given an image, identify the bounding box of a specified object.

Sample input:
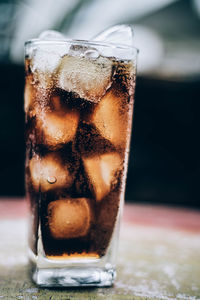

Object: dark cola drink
[25,34,137,286]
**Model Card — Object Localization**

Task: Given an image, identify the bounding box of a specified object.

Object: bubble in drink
[57,54,113,103]
[48,198,93,239]
[29,153,74,192]
[83,152,122,202]
[47,176,57,184]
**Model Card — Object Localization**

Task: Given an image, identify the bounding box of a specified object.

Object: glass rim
[25,38,139,53]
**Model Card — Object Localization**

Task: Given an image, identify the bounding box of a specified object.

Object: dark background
[0,0,200,208]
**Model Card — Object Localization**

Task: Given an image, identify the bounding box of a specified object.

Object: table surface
[0,198,200,300]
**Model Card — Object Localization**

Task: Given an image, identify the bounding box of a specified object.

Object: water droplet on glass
[47,176,57,184]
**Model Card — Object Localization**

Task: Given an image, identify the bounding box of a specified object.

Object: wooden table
[0,198,200,300]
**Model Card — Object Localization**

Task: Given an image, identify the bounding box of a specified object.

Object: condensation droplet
[47,176,57,184]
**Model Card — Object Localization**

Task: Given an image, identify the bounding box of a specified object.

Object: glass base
[32,266,116,287]
[28,210,120,287]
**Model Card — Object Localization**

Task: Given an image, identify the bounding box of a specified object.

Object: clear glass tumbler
[24,37,137,287]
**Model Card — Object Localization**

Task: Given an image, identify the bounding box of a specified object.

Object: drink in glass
[25,32,137,287]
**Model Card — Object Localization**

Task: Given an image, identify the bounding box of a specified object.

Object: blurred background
[0,0,200,207]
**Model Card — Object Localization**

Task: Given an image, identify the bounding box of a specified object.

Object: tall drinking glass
[24,37,137,287]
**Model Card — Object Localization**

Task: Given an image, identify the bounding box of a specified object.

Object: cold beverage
[25,36,137,286]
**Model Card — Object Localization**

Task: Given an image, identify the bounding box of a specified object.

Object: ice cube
[36,101,80,149]
[93,25,134,60]
[48,198,93,239]
[31,46,65,74]
[29,31,67,88]
[57,54,113,103]
[24,81,45,118]
[39,30,66,41]
[29,153,74,192]
[93,25,134,47]
[83,152,122,202]
[24,81,34,114]
[30,33,68,85]
[91,89,129,147]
